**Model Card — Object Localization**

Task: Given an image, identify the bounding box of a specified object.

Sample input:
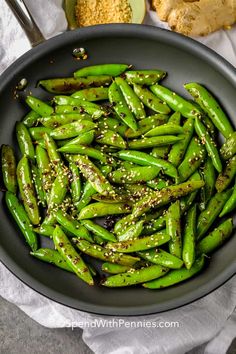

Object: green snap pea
[151,146,169,160]
[44,133,63,172]
[55,105,80,114]
[220,132,236,160]
[180,171,202,213]
[147,176,171,190]
[74,64,129,77]
[118,220,144,242]
[60,145,108,163]
[55,210,92,241]
[73,239,140,266]
[53,96,104,119]
[114,214,138,236]
[197,188,232,240]
[109,166,160,184]
[132,180,204,218]
[50,120,96,140]
[69,161,81,204]
[108,81,138,131]
[150,84,201,119]
[26,96,53,116]
[1,145,17,193]
[137,248,183,269]
[102,264,169,287]
[125,114,169,139]
[145,124,183,137]
[72,154,115,195]
[40,113,91,129]
[98,117,127,138]
[106,231,171,253]
[95,129,127,149]
[101,263,131,274]
[31,163,46,207]
[220,178,236,217]
[17,156,40,225]
[35,145,52,193]
[125,70,166,85]
[53,226,94,285]
[81,220,116,242]
[142,215,166,235]
[71,87,109,101]
[143,256,205,289]
[78,202,132,220]
[195,117,222,172]
[76,181,96,212]
[22,110,40,127]
[215,155,236,193]
[30,248,74,272]
[168,118,194,167]
[166,200,182,259]
[115,77,146,119]
[35,224,54,237]
[58,130,95,148]
[29,127,52,141]
[182,205,197,269]
[199,157,216,210]
[6,192,38,251]
[128,135,184,150]
[197,218,233,255]
[117,150,178,180]
[184,83,233,138]
[168,111,181,125]
[178,137,206,182]
[16,122,35,161]
[133,84,171,114]
[38,76,112,94]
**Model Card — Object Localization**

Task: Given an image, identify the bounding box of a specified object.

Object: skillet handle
[5,0,45,47]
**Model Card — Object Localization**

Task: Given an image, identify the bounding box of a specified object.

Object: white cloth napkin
[0,1,235,353]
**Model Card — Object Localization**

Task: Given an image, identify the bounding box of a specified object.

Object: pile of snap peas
[2,63,236,289]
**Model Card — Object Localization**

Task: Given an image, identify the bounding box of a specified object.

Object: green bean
[178,137,206,182]
[38,76,112,94]
[117,150,178,180]
[199,157,216,211]
[132,180,204,218]
[78,202,132,220]
[194,117,222,172]
[17,156,40,225]
[40,113,91,129]
[81,220,116,242]
[102,263,131,274]
[184,83,233,138]
[95,129,127,149]
[215,155,236,193]
[115,77,146,119]
[102,264,169,287]
[6,192,38,251]
[69,161,81,204]
[197,188,232,240]
[182,205,197,269]
[109,166,160,184]
[168,118,194,167]
[108,81,138,131]
[31,163,47,207]
[220,178,236,217]
[30,248,73,272]
[16,122,35,161]
[125,70,166,85]
[55,210,92,241]
[72,87,109,101]
[143,256,205,289]
[133,84,171,114]
[137,249,183,269]
[150,84,201,119]
[118,220,144,242]
[22,110,40,127]
[29,127,52,141]
[220,132,236,160]
[50,120,96,140]
[53,226,94,285]
[145,124,183,137]
[26,96,53,116]
[166,200,182,259]
[73,239,140,266]
[74,64,129,77]
[129,135,184,150]
[197,218,233,255]
[1,145,17,193]
[107,231,171,253]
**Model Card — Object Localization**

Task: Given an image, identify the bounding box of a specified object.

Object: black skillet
[0,0,235,316]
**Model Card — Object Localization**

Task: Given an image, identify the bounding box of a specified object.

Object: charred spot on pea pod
[72,47,88,60]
